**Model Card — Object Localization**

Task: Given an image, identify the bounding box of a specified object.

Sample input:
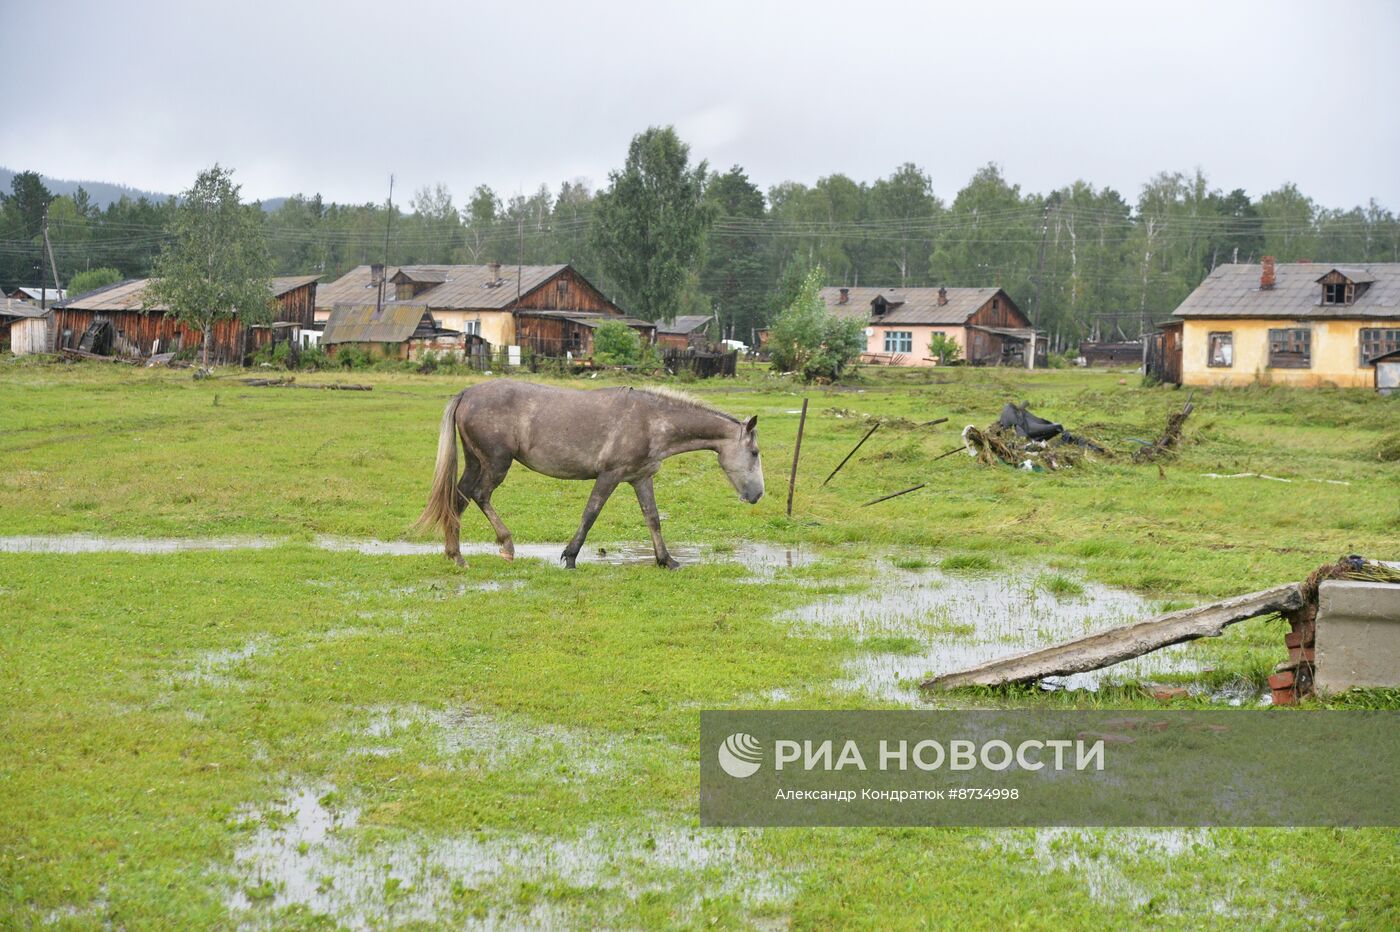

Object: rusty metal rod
[821,421,880,486]
[786,397,809,517]
[861,483,926,507]
[919,417,950,428]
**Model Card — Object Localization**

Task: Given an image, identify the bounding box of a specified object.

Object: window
[464,319,481,336]
[556,279,568,297]
[1360,328,1400,365]
[1268,328,1311,368]
[884,330,913,353]
[1322,282,1353,305]
[1207,331,1234,367]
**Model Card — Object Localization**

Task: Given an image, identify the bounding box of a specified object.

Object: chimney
[489,261,502,285]
[1260,256,1276,291]
[838,287,849,305]
[370,263,384,286]
[937,286,948,306]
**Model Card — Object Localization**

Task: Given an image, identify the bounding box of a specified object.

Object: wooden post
[822,421,880,487]
[786,398,808,517]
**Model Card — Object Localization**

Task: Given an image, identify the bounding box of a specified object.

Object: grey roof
[56,276,318,312]
[321,304,437,344]
[819,286,1004,325]
[316,264,574,311]
[9,286,66,303]
[656,315,711,334]
[1172,263,1400,320]
[516,309,656,330]
[0,299,50,320]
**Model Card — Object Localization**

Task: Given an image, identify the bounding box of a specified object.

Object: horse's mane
[632,385,739,422]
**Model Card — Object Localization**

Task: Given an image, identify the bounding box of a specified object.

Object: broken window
[1360,328,1400,365]
[1268,327,1311,368]
[1207,331,1234,367]
[1322,281,1353,305]
[884,330,913,353]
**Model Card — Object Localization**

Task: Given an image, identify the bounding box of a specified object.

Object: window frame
[1360,327,1400,366]
[1322,281,1354,306]
[1207,331,1234,368]
[883,330,913,353]
[1267,327,1312,369]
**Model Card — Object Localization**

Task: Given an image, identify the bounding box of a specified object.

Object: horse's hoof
[450,553,466,568]
[661,557,681,570]
[499,548,515,562]
[561,552,577,569]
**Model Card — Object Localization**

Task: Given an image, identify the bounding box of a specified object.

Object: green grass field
[2,359,1398,928]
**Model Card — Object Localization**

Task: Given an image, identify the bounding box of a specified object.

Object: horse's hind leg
[471,454,515,561]
[445,458,481,567]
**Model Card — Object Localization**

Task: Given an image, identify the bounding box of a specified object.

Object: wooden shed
[514,310,656,359]
[320,304,485,362]
[655,315,712,351]
[1,300,51,355]
[51,275,319,364]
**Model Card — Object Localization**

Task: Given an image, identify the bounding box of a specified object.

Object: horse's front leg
[562,475,619,569]
[632,476,679,569]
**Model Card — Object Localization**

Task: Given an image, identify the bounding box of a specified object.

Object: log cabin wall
[52,282,317,364]
[515,268,619,315]
[963,291,1032,364]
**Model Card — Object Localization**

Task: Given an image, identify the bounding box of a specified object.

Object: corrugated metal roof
[819,286,1004,325]
[1172,263,1400,320]
[316,264,570,311]
[656,315,711,334]
[9,287,66,303]
[321,304,436,344]
[0,299,51,319]
[56,276,318,312]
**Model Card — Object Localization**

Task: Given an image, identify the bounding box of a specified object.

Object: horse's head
[718,416,764,504]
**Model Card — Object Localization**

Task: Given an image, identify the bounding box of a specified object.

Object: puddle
[0,534,280,554]
[351,704,629,777]
[993,828,1220,911]
[175,640,263,689]
[784,562,1205,701]
[0,534,813,573]
[227,781,791,928]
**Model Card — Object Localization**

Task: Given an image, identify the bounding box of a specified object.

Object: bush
[928,333,962,366]
[768,268,865,383]
[335,346,372,370]
[67,267,123,298]
[298,345,329,370]
[593,320,641,367]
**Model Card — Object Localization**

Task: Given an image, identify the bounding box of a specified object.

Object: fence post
[786,397,808,517]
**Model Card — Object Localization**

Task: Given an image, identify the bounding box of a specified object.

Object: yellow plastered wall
[1181,318,1396,388]
[431,310,516,347]
[866,325,965,366]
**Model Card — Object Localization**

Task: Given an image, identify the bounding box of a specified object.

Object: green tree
[591,319,641,366]
[700,165,768,341]
[591,126,712,321]
[768,267,865,383]
[928,332,961,365]
[68,266,123,297]
[145,165,273,366]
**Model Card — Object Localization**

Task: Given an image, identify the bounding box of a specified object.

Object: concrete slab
[1315,580,1400,694]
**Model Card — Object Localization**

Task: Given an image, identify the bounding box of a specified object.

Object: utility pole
[375,174,394,317]
[39,204,63,311]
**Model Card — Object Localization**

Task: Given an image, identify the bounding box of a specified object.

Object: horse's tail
[415,391,466,534]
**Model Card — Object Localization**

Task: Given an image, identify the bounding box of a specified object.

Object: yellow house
[1172,260,1400,388]
[312,262,629,352]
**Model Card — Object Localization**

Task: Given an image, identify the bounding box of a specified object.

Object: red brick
[1288,646,1316,664]
[1267,671,1295,690]
[1284,631,1304,649]
[1149,686,1190,702]
[1271,688,1298,706]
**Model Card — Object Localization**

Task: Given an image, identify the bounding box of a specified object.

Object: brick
[1271,688,1298,706]
[1149,686,1190,702]
[1288,646,1316,664]
[1267,671,1295,690]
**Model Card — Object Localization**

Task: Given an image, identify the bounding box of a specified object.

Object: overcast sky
[5,0,1398,209]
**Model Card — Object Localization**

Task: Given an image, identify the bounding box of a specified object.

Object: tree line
[4,126,1399,351]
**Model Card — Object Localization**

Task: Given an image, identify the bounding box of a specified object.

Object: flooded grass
[3,364,1396,928]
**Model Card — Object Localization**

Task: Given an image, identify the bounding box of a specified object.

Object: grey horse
[416,380,764,568]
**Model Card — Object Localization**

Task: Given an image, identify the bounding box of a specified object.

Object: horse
[416,380,764,569]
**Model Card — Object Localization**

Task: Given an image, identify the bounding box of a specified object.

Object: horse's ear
[744,415,758,433]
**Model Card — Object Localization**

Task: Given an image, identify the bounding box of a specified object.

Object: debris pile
[960,402,1107,471]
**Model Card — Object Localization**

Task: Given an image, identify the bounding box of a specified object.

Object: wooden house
[514,310,657,359]
[1170,259,1400,388]
[655,315,712,350]
[821,285,1045,367]
[320,304,484,361]
[51,275,319,364]
[313,262,638,357]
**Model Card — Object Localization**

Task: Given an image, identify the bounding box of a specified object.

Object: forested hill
[0,168,172,210]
